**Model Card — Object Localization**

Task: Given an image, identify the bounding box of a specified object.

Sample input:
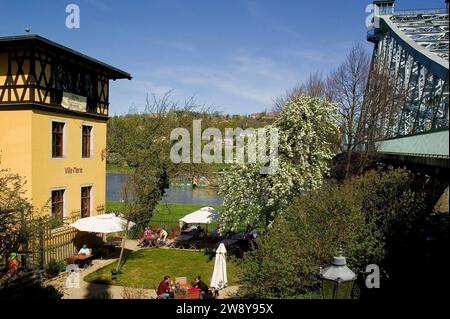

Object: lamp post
[320,249,357,299]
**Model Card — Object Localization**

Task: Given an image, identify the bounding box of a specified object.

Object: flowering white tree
[219,95,339,230]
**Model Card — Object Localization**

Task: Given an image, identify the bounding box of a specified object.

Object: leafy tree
[0,164,33,259]
[109,94,213,270]
[219,95,339,230]
[235,168,426,298]
[108,93,211,223]
[0,162,49,272]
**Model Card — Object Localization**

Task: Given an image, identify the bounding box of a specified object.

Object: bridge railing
[390,8,448,16]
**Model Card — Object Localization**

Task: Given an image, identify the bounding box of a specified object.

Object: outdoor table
[67,254,93,267]
[178,234,194,241]
[173,288,202,299]
[173,234,196,249]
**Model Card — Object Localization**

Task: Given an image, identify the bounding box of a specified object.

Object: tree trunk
[345,140,353,179]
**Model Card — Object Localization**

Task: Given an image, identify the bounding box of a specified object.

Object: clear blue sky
[0,0,445,115]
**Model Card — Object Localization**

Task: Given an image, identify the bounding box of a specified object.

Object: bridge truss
[368,9,449,138]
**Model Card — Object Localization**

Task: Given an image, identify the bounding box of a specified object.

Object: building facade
[0,35,130,225]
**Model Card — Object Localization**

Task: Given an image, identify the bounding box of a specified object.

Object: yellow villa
[0,35,131,226]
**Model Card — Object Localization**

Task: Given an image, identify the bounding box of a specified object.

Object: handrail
[391,8,448,16]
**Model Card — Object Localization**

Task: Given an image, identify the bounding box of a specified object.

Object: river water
[106,173,223,206]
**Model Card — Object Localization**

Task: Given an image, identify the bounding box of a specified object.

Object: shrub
[121,286,149,299]
[236,168,426,298]
[44,259,67,277]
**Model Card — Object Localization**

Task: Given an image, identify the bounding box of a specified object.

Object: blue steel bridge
[367,0,449,168]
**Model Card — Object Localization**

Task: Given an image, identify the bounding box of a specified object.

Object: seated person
[157,275,173,299]
[138,227,153,246]
[196,225,207,237]
[180,223,189,233]
[77,244,92,267]
[210,224,222,237]
[192,275,209,298]
[78,244,91,255]
[158,228,168,242]
[173,282,185,296]
[216,224,222,235]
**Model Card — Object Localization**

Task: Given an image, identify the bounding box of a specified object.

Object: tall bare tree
[354,62,406,172]
[328,43,406,177]
[273,72,330,112]
[272,43,406,178]
[328,43,371,177]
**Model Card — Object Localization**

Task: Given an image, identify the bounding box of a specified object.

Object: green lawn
[106,202,223,226]
[209,162,231,172]
[84,248,238,288]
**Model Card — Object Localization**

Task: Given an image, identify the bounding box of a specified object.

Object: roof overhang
[0,34,132,80]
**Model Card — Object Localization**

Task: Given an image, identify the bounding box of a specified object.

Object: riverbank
[107,163,231,175]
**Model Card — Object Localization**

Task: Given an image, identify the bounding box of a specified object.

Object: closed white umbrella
[70,213,134,233]
[210,243,228,291]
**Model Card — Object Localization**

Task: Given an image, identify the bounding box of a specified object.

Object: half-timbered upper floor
[0,35,131,119]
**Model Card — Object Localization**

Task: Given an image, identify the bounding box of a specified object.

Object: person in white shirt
[159,229,168,242]
[78,244,91,255]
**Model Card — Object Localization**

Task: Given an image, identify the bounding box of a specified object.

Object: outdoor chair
[145,240,154,248]
[139,238,151,248]
[137,232,147,247]
[153,284,161,299]
[205,289,216,299]
[154,239,168,248]
[165,239,177,249]
[171,226,181,236]
[168,231,177,240]
[175,240,192,250]
[188,241,198,250]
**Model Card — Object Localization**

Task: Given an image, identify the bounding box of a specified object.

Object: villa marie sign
[65,167,83,174]
[61,92,87,112]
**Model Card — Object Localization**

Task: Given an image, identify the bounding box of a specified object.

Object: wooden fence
[38,206,105,268]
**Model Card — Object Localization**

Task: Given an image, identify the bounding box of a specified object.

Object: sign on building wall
[61,92,87,112]
[65,167,83,174]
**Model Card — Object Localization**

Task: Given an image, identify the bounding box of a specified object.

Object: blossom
[219,95,339,230]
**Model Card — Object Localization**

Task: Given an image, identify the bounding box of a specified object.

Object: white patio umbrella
[70,213,135,233]
[210,243,228,291]
[71,213,135,272]
[179,206,220,229]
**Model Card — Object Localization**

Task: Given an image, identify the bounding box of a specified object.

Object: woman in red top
[157,275,173,299]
